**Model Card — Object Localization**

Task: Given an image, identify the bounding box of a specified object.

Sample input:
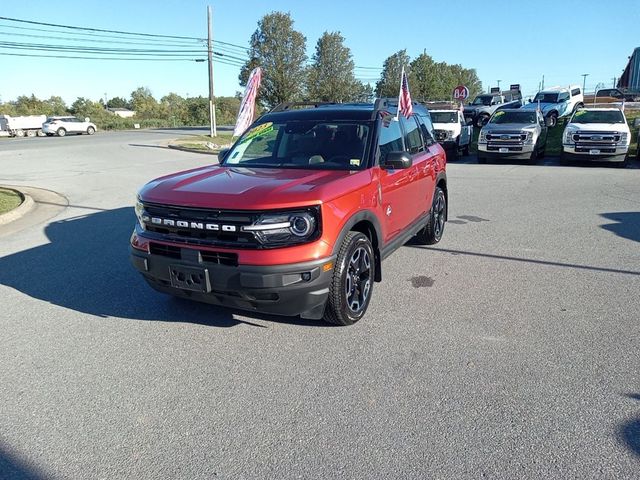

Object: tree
[13,94,47,115]
[410,53,482,101]
[107,97,129,109]
[307,31,360,102]
[239,12,307,108]
[130,87,158,118]
[375,50,411,97]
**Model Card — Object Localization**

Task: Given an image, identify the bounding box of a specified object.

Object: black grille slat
[149,243,181,259]
[201,251,238,266]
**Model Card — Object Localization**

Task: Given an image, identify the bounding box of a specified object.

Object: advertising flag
[233,67,262,137]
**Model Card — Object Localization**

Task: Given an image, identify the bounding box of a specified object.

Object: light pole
[581,73,589,93]
[497,79,501,91]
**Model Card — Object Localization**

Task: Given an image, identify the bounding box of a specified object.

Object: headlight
[522,130,534,144]
[563,129,577,144]
[620,132,629,144]
[242,209,320,246]
[135,198,146,230]
[478,130,488,143]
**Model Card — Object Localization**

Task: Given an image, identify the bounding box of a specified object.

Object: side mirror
[381,151,412,170]
[218,148,230,162]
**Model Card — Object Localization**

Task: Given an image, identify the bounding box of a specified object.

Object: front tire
[546,112,558,128]
[463,143,470,156]
[476,114,489,128]
[57,128,66,137]
[323,232,374,326]
[87,126,95,135]
[415,187,446,245]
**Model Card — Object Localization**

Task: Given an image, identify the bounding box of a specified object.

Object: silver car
[42,116,97,137]
[477,109,548,164]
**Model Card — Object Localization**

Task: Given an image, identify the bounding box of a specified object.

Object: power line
[0,51,205,61]
[0,15,206,41]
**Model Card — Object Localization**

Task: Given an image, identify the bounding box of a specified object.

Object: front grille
[435,130,448,142]
[573,131,620,144]
[142,202,260,248]
[486,131,527,142]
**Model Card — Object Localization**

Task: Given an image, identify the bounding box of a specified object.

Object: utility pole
[581,73,589,93]
[207,5,217,137]
[497,79,501,91]
[612,77,617,88]
[541,75,545,90]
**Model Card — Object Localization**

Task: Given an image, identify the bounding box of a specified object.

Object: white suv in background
[521,85,584,127]
[561,107,630,167]
[42,116,97,137]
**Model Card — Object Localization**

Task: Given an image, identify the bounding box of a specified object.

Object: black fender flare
[435,171,448,220]
[332,209,384,282]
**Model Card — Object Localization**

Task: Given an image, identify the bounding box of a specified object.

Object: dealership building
[618,47,640,90]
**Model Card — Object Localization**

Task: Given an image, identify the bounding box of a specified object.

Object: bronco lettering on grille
[143,215,237,232]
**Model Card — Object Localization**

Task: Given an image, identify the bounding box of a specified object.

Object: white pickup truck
[561,107,630,167]
[430,108,473,160]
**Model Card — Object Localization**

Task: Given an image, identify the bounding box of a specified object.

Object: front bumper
[478,143,535,160]
[130,247,335,320]
[561,146,628,163]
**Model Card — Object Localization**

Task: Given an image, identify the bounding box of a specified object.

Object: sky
[1,0,639,105]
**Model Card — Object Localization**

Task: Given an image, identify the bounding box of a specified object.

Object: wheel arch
[332,210,383,282]
[436,173,448,221]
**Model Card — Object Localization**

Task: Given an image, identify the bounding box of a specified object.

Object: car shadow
[0,207,329,328]
[0,444,48,480]
[619,394,640,457]
[600,212,640,243]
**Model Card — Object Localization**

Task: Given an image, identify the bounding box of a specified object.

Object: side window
[571,88,581,97]
[400,115,424,154]
[378,117,404,163]
[416,115,436,146]
[559,92,570,102]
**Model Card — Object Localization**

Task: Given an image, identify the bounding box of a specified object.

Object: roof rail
[269,102,337,112]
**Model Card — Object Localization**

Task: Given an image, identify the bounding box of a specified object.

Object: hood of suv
[139,165,371,210]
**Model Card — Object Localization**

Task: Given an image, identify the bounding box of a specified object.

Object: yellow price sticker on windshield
[241,122,274,143]
[494,111,505,117]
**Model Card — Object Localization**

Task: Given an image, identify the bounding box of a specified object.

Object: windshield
[571,110,625,124]
[533,92,559,103]
[471,96,493,106]
[430,112,458,123]
[489,111,537,124]
[224,120,371,169]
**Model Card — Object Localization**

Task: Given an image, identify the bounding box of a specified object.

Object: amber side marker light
[322,262,334,272]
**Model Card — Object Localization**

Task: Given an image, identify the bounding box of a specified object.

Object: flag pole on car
[397,66,413,119]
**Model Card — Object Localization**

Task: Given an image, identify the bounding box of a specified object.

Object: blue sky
[1,0,639,104]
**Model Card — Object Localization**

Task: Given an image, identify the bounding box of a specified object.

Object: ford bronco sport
[130,100,448,325]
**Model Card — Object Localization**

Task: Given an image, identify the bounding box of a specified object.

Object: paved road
[1,130,639,479]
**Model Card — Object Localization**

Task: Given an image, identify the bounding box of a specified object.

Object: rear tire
[528,148,538,165]
[415,187,446,245]
[15,129,24,137]
[323,232,374,326]
[57,128,66,137]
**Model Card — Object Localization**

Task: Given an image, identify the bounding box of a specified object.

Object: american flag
[398,67,413,118]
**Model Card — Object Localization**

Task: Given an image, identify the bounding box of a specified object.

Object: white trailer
[0,114,47,137]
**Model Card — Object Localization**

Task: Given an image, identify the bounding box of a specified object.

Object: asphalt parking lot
[1,130,639,479]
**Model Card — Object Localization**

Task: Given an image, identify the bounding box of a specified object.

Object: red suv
[131,100,448,325]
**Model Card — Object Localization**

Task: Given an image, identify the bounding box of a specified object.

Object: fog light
[301,272,311,281]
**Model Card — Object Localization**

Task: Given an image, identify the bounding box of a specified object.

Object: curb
[167,144,219,155]
[0,188,35,226]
